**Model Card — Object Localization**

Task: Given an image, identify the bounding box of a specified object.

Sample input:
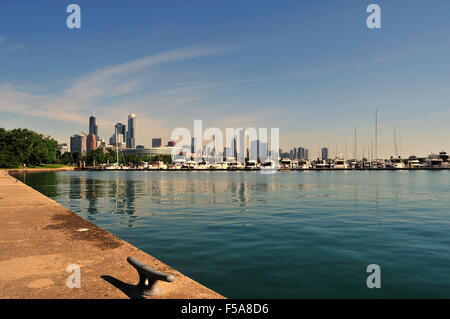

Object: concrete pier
[0,171,223,299]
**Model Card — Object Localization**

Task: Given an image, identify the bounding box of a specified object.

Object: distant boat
[297,159,312,169]
[210,162,227,170]
[260,160,277,172]
[371,159,385,169]
[183,160,197,170]
[227,160,243,170]
[388,156,406,169]
[314,159,327,169]
[425,154,444,168]
[104,162,121,170]
[439,151,449,162]
[280,158,292,170]
[408,156,422,168]
[169,159,185,170]
[149,161,167,170]
[291,160,299,169]
[195,161,211,170]
[334,158,348,169]
[245,160,259,170]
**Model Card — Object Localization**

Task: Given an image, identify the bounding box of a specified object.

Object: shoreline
[4,166,450,175]
[2,167,78,175]
[82,167,450,172]
[0,170,224,299]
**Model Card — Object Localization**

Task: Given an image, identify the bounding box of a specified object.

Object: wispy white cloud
[0,45,229,143]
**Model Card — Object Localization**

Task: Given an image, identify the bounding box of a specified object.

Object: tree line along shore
[0,128,172,169]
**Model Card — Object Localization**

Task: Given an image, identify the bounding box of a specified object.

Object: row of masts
[327,108,404,161]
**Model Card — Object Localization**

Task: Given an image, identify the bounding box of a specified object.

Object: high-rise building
[298,147,304,159]
[115,123,127,136]
[321,147,329,160]
[259,141,268,161]
[115,123,126,137]
[70,133,87,153]
[152,138,162,148]
[86,133,97,151]
[89,111,98,139]
[297,147,310,160]
[293,148,297,160]
[127,114,136,149]
[191,137,197,155]
[109,133,125,148]
[249,139,259,161]
[110,123,126,147]
[280,152,291,159]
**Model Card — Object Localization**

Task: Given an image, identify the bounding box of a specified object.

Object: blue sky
[1,0,450,158]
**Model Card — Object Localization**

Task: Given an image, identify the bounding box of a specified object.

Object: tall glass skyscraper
[298,147,309,160]
[115,123,126,137]
[127,114,136,149]
[321,147,329,161]
[89,110,98,138]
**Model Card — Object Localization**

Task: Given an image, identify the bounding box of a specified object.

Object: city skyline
[67,109,443,160]
[2,1,450,157]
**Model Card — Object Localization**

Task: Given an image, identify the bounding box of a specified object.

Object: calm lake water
[15,170,450,298]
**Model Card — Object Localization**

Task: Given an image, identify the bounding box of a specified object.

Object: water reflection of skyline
[16,171,417,230]
[50,171,403,228]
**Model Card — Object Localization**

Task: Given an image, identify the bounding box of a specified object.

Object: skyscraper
[191,137,196,155]
[70,133,87,153]
[115,123,126,137]
[89,111,98,139]
[298,147,305,159]
[127,114,136,149]
[110,122,127,148]
[321,147,329,160]
[86,133,97,151]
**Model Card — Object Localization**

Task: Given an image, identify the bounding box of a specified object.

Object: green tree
[86,149,108,166]
[0,150,21,168]
[0,128,60,168]
[59,152,74,165]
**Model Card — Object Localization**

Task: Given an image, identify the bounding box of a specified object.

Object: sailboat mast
[115,126,119,163]
[394,129,398,157]
[371,142,373,162]
[375,108,378,160]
